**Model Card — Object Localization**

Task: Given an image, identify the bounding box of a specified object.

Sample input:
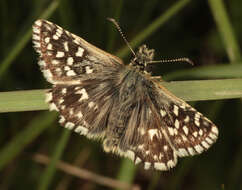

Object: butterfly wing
[120,98,178,171]
[107,80,218,171]
[33,19,218,171]
[155,83,219,157]
[32,19,123,84]
[33,19,123,138]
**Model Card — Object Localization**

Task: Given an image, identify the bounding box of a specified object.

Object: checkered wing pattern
[109,83,218,171]
[33,19,123,138]
[32,19,123,84]
[33,19,218,171]
[115,98,179,171]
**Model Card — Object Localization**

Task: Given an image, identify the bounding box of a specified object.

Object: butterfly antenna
[107,18,136,57]
[147,57,194,66]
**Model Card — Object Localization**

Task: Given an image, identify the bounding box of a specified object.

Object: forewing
[33,19,122,138]
[32,19,123,84]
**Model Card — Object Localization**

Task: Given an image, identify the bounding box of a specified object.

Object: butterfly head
[130,45,154,72]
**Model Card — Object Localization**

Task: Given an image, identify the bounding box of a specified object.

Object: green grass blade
[116,0,191,58]
[0,112,57,171]
[0,79,242,113]
[0,89,47,113]
[208,0,241,62]
[115,159,137,190]
[163,63,242,80]
[37,129,71,190]
[0,0,59,77]
[162,79,242,101]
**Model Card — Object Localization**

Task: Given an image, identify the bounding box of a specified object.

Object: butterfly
[32,19,218,171]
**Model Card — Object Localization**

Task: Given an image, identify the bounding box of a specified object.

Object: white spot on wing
[44,37,50,43]
[135,157,142,165]
[55,68,62,75]
[212,126,218,134]
[173,105,179,116]
[76,88,89,101]
[47,43,53,50]
[168,127,174,136]
[181,135,188,141]
[175,119,179,129]
[201,141,210,149]
[56,51,65,58]
[174,128,178,135]
[75,47,84,57]
[126,150,135,161]
[52,60,59,65]
[184,116,190,123]
[209,133,217,140]
[75,126,88,135]
[32,34,40,41]
[183,126,189,135]
[194,144,203,153]
[188,147,195,155]
[69,108,74,115]
[56,28,63,36]
[206,137,213,144]
[45,92,52,103]
[33,41,40,48]
[66,70,76,76]
[53,34,59,40]
[49,103,58,111]
[64,66,70,71]
[193,131,198,137]
[138,144,144,150]
[139,128,145,136]
[38,60,46,67]
[35,20,42,26]
[199,129,203,136]
[195,120,200,127]
[154,162,167,170]
[148,129,158,140]
[178,148,189,157]
[85,66,93,74]
[59,116,65,123]
[63,42,69,51]
[61,88,67,94]
[144,162,151,170]
[160,109,166,117]
[43,70,54,83]
[65,122,75,130]
[77,111,83,118]
[58,98,64,104]
[33,27,40,34]
[167,160,175,168]
[88,101,95,108]
[67,57,74,65]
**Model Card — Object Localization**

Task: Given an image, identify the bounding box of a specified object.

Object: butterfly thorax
[130,45,154,73]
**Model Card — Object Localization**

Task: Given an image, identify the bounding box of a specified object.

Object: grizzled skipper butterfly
[32,19,218,171]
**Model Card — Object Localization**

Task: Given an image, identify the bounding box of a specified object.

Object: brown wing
[105,80,218,171]
[32,19,123,84]
[155,83,218,157]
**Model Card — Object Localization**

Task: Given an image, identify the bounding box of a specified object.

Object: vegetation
[0,0,242,189]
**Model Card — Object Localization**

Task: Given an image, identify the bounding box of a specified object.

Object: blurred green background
[0,0,242,189]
